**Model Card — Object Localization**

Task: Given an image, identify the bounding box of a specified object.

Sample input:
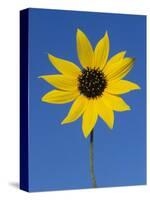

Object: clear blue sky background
[28,8,146,191]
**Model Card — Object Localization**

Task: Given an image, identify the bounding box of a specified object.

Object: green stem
[90,129,97,188]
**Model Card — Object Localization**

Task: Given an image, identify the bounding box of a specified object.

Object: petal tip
[136,85,141,90]
[105,31,108,36]
[104,31,109,39]
[107,119,114,129]
[77,28,83,36]
[61,119,67,125]
[48,53,54,61]
[82,128,91,138]
[126,57,136,64]
[122,51,127,57]
[83,132,89,138]
[127,106,131,111]
[41,97,46,103]
[41,93,51,103]
[109,124,114,129]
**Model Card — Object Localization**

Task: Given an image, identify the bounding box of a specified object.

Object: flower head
[40,29,140,138]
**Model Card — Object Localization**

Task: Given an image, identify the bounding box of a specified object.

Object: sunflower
[40,29,140,138]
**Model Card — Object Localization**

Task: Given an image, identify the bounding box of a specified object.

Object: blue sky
[28,8,146,191]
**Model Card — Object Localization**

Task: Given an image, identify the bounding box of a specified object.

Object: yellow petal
[48,54,81,77]
[106,57,135,81]
[82,100,98,138]
[94,32,110,70]
[102,92,131,111]
[61,95,87,124]
[42,89,80,104]
[103,51,126,74]
[106,80,141,94]
[39,75,78,91]
[96,98,114,129]
[76,29,94,69]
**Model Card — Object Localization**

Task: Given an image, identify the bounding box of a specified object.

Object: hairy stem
[90,129,97,188]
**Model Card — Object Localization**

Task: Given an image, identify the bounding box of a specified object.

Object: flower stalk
[90,129,97,188]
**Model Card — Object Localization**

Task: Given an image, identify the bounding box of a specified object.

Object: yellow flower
[40,29,140,138]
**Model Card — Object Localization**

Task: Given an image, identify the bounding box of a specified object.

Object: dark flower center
[78,67,107,98]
